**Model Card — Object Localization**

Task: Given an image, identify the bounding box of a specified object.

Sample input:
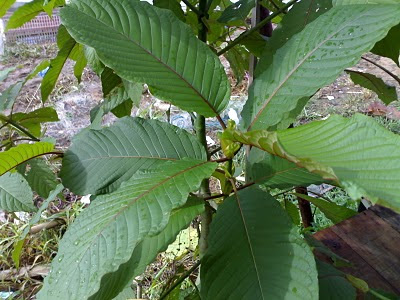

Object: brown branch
[362,56,400,85]
[295,187,313,228]
[30,219,64,234]
[0,265,49,281]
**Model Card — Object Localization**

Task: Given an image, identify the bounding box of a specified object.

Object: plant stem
[159,261,201,300]
[196,0,214,259]
[295,186,313,228]
[361,56,400,85]
[217,0,298,56]
[0,116,40,141]
[181,0,202,17]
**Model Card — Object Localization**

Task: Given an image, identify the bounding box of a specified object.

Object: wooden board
[314,205,400,295]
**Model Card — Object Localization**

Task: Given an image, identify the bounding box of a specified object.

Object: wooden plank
[371,205,400,232]
[313,226,397,294]
[330,210,400,294]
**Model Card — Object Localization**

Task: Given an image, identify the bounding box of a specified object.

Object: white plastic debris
[327,95,335,100]
[80,194,91,205]
[228,108,240,124]
[206,136,215,146]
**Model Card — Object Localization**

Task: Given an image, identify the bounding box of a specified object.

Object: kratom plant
[1,0,400,298]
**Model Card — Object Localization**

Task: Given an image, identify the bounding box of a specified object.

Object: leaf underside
[242,4,400,131]
[201,187,318,299]
[60,0,230,117]
[60,117,207,195]
[39,160,216,300]
[235,114,400,212]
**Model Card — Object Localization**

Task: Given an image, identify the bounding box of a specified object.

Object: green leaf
[293,193,356,224]
[38,160,216,300]
[43,0,65,17]
[153,0,185,22]
[254,0,333,75]
[91,80,142,123]
[334,0,399,4]
[60,0,230,117]
[224,46,249,85]
[72,44,87,83]
[12,184,63,268]
[90,197,204,300]
[0,81,23,111]
[0,142,55,176]
[283,199,300,226]
[5,0,64,30]
[0,172,35,212]
[60,117,207,195]
[242,5,400,131]
[218,0,255,23]
[101,67,122,97]
[317,260,356,300]
[41,26,77,102]
[25,60,50,82]
[23,159,59,198]
[201,186,318,299]
[346,70,398,105]
[111,284,135,300]
[247,148,325,188]
[240,31,267,57]
[0,66,16,82]
[84,47,105,75]
[371,24,400,67]
[0,0,16,18]
[232,114,400,212]
[11,107,59,137]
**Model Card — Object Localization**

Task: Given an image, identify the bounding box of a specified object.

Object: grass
[0,196,85,299]
[1,43,58,64]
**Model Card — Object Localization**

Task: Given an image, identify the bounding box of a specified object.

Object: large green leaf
[0,81,23,111]
[0,142,55,176]
[90,197,204,300]
[11,107,59,137]
[201,187,318,299]
[333,0,398,4]
[0,0,16,18]
[60,117,207,195]
[218,0,255,23]
[346,70,398,105]
[84,47,105,75]
[22,159,59,198]
[317,261,356,300]
[293,193,356,224]
[5,0,64,30]
[225,46,249,85]
[41,26,77,102]
[247,148,325,189]
[38,160,216,300]
[371,24,400,67]
[0,67,16,82]
[153,0,185,22]
[242,5,400,131]
[0,172,35,212]
[60,0,230,117]
[254,0,333,76]
[91,81,142,124]
[231,114,400,212]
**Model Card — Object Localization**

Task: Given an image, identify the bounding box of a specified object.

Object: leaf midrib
[65,2,221,116]
[234,191,265,299]
[248,9,370,130]
[70,160,211,297]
